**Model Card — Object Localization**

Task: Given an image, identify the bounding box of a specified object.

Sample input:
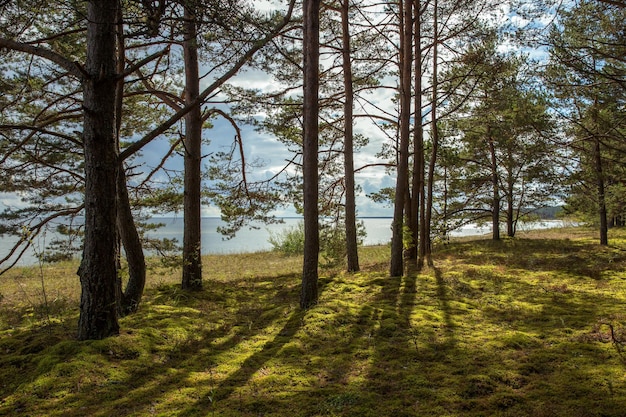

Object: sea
[1,217,568,266]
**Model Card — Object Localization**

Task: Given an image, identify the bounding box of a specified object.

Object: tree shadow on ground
[445,237,626,280]
[179,308,306,416]
[2,239,626,416]
[0,272,308,417]
[0,313,78,403]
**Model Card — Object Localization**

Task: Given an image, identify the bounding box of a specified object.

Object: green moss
[1,230,626,416]
[462,374,498,398]
[90,334,144,360]
[500,332,543,349]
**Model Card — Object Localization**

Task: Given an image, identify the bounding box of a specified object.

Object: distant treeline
[532,206,564,219]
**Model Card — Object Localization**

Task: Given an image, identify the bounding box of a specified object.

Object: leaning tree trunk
[390,0,413,277]
[182,3,203,290]
[301,0,321,308]
[77,0,121,340]
[341,0,359,272]
[117,167,146,315]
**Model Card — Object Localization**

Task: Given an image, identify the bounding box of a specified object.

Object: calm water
[145,217,394,254]
[1,217,567,266]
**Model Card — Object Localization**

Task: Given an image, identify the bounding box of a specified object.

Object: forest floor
[0,227,625,416]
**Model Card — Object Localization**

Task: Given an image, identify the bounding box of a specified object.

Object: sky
[223,72,398,218]
[132,82,396,219]
[133,1,400,219]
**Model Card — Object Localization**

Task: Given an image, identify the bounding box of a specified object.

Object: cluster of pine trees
[0,0,623,339]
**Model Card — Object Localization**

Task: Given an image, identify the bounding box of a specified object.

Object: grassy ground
[0,227,625,416]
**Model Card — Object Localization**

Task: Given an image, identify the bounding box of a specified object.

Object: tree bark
[182,2,203,290]
[390,0,413,277]
[506,163,516,237]
[301,0,321,308]
[114,7,146,315]
[412,1,425,267]
[488,130,500,241]
[594,135,609,245]
[117,166,146,314]
[423,0,438,266]
[77,0,121,340]
[341,0,359,273]
[506,194,515,237]
[590,95,609,245]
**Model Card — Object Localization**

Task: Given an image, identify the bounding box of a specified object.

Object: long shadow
[0,313,77,400]
[356,238,626,415]
[0,273,306,417]
[433,266,457,349]
[359,265,456,385]
[177,274,337,415]
[179,309,305,416]
[448,237,626,280]
[473,264,619,336]
[347,264,461,417]
[133,272,329,417]
[360,274,404,398]
[438,237,624,339]
[6,239,626,416]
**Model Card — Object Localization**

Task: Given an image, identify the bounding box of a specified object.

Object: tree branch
[0,37,84,79]
[119,0,297,161]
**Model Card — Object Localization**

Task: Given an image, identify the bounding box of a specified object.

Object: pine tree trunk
[594,135,608,245]
[408,0,423,264]
[505,159,515,237]
[182,3,203,290]
[506,193,515,238]
[488,132,500,241]
[341,0,359,273]
[77,0,121,340]
[423,0,438,266]
[390,0,413,277]
[117,167,146,314]
[301,0,321,308]
[114,10,145,315]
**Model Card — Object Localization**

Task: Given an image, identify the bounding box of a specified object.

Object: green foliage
[268,220,366,266]
[367,187,395,207]
[318,222,353,267]
[402,221,415,251]
[545,1,626,233]
[440,40,562,236]
[268,222,305,256]
[320,227,347,267]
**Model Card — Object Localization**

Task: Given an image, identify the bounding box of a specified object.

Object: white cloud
[230,68,285,94]
[0,192,26,211]
[252,0,287,13]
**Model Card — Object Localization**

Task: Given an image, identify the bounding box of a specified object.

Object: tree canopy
[0,0,623,338]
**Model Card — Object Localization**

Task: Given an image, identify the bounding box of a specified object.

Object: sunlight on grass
[1,228,626,416]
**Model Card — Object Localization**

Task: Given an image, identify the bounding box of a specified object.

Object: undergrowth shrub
[319,225,348,267]
[268,220,366,266]
[268,222,305,256]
